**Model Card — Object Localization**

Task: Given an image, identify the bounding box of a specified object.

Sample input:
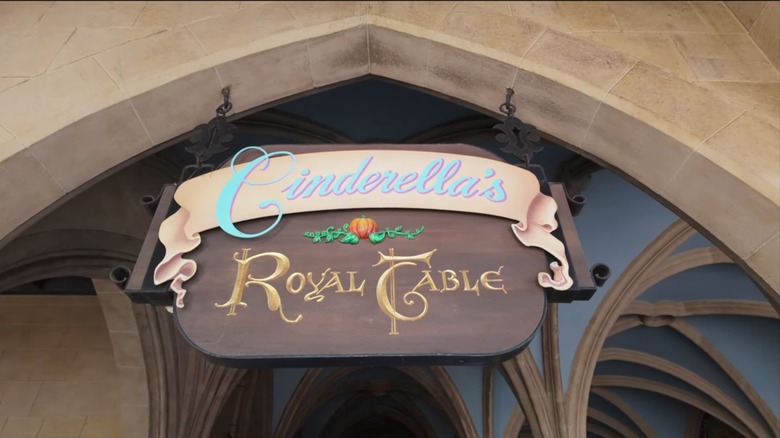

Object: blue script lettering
[215,148,510,239]
[216,147,296,238]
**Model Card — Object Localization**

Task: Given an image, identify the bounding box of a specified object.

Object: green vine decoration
[369,225,425,244]
[304,224,424,245]
[304,224,357,244]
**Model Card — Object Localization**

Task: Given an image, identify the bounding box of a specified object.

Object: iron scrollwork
[182,87,237,181]
[141,87,236,213]
[493,88,546,180]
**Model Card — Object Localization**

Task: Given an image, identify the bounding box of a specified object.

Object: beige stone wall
[0,295,122,438]
[725,1,780,70]
[0,2,776,296]
[0,0,777,316]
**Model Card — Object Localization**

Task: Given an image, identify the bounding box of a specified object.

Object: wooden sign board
[127,144,592,367]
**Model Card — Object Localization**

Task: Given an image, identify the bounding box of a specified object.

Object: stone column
[92,278,149,438]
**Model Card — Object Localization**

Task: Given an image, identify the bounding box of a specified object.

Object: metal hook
[499,88,516,116]
[216,87,233,116]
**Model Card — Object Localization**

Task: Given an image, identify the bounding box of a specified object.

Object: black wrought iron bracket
[140,87,237,215]
[494,88,609,302]
[123,88,238,295]
[182,87,237,181]
[544,182,610,303]
[122,184,178,306]
[493,88,547,181]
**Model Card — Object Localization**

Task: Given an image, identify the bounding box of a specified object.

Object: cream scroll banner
[153,147,573,307]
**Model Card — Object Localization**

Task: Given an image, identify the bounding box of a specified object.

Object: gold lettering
[412,270,440,293]
[215,249,253,316]
[216,249,302,323]
[480,266,507,294]
[286,272,305,294]
[337,271,365,296]
[320,271,345,294]
[374,249,437,335]
[460,270,480,295]
[439,269,460,292]
[304,269,331,303]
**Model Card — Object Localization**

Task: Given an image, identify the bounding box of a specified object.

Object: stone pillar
[130,301,248,438]
[92,278,149,438]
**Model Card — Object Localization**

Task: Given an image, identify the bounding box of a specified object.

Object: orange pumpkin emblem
[348,216,379,239]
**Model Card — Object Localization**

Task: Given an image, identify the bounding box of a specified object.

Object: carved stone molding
[0,229,142,290]
[670,320,779,436]
[502,405,526,438]
[598,348,770,437]
[570,217,777,438]
[587,407,640,438]
[273,367,322,438]
[586,423,623,438]
[638,314,675,327]
[483,365,494,438]
[592,375,756,437]
[501,349,557,437]
[133,304,248,438]
[570,216,778,438]
[566,220,696,435]
[431,366,479,438]
[590,388,656,438]
[542,303,567,437]
[607,316,643,337]
[209,369,274,438]
[625,300,778,319]
[635,247,732,294]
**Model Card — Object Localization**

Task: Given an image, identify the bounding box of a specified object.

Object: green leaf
[340,233,360,245]
[395,225,403,232]
[369,232,385,244]
[312,236,321,243]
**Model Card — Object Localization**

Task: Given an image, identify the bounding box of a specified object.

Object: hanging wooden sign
[125,144,597,367]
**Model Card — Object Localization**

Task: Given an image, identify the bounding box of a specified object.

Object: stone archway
[0,4,778,437]
[0,4,775,298]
